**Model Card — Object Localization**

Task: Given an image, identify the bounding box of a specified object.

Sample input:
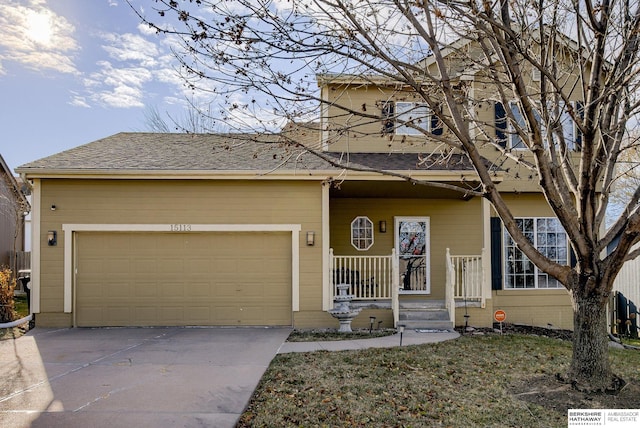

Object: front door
[395,217,430,294]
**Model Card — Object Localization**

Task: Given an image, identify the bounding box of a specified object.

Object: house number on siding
[170,224,192,232]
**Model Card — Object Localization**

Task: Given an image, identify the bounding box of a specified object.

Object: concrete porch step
[398,319,455,330]
[399,309,450,321]
[399,299,446,310]
[398,300,454,330]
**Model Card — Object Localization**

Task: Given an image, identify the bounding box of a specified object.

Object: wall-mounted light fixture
[306,231,315,246]
[50,204,56,211]
[379,220,387,233]
[47,230,57,246]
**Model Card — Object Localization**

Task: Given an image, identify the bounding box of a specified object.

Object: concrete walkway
[278,329,460,353]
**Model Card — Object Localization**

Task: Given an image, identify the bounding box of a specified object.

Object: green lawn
[14,294,29,318]
[238,334,640,427]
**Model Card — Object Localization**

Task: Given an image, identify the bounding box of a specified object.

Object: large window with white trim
[503,217,567,289]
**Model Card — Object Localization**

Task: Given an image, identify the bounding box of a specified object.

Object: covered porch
[320,162,497,329]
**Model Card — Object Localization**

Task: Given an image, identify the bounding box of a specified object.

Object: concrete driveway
[0,327,290,428]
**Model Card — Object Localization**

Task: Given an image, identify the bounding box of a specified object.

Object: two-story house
[16,39,581,330]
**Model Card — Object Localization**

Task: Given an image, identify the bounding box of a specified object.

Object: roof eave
[16,168,503,182]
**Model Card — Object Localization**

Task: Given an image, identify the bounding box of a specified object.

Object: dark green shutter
[574,101,584,151]
[431,107,443,136]
[491,217,503,290]
[494,102,507,148]
[381,101,395,134]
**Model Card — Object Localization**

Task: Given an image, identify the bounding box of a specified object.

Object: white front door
[395,217,430,294]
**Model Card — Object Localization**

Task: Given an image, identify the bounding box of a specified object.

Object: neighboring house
[16,41,582,330]
[609,239,640,335]
[0,154,30,276]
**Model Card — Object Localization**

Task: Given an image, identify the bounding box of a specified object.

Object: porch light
[369,316,376,334]
[306,231,315,246]
[47,230,57,246]
[379,220,387,233]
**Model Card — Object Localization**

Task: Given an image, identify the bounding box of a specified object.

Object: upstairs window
[494,100,583,151]
[381,101,443,136]
[396,102,431,135]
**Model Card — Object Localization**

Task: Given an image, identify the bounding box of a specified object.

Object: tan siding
[32,313,72,327]
[494,194,556,217]
[493,290,573,330]
[455,304,495,329]
[37,179,323,327]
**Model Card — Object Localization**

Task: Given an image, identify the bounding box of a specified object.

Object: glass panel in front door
[398,220,428,292]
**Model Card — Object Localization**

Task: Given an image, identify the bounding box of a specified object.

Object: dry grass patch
[238,334,640,427]
[287,328,396,342]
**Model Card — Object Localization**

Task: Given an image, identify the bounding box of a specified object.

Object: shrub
[0,267,17,323]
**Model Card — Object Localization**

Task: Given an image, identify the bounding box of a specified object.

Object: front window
[503,218,567,289]
[351,216,374,251]
[395,102,431,135]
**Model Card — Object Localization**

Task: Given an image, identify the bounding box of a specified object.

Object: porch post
[445,248,456,323]
[391,248,399,327]
[322,180,331,311]
[481,198,491,308]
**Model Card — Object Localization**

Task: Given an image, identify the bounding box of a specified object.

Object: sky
[0,0,195,172]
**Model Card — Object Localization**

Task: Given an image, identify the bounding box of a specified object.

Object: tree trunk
[569,289,614,392]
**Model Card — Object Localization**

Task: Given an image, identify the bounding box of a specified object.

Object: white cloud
[69,94,90,108]
[0,0,79,74]
[82,61,153,108]
[100,32,160,67]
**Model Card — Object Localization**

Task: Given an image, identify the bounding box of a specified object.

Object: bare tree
[132,0,640,392]
[144,98,223,133]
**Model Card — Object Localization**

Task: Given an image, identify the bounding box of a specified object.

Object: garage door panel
[134,306,158,324]
[185,258,212,273]
[76,232,292,327]
[135,281,159,298]
[106,281,131,298]
[190,282,212,297]
[134,258,158,274]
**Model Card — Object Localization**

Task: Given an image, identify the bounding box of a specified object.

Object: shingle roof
[16,132,478,175]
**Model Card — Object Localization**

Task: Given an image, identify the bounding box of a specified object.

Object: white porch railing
[449,252,484,302]
[330,248,394,300]
[330,248,485,328]
[445,248,485,326]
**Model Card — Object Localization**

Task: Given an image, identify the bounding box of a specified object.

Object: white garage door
[75,232,292,327]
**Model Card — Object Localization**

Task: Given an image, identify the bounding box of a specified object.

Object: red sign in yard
[494,310,507,323]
